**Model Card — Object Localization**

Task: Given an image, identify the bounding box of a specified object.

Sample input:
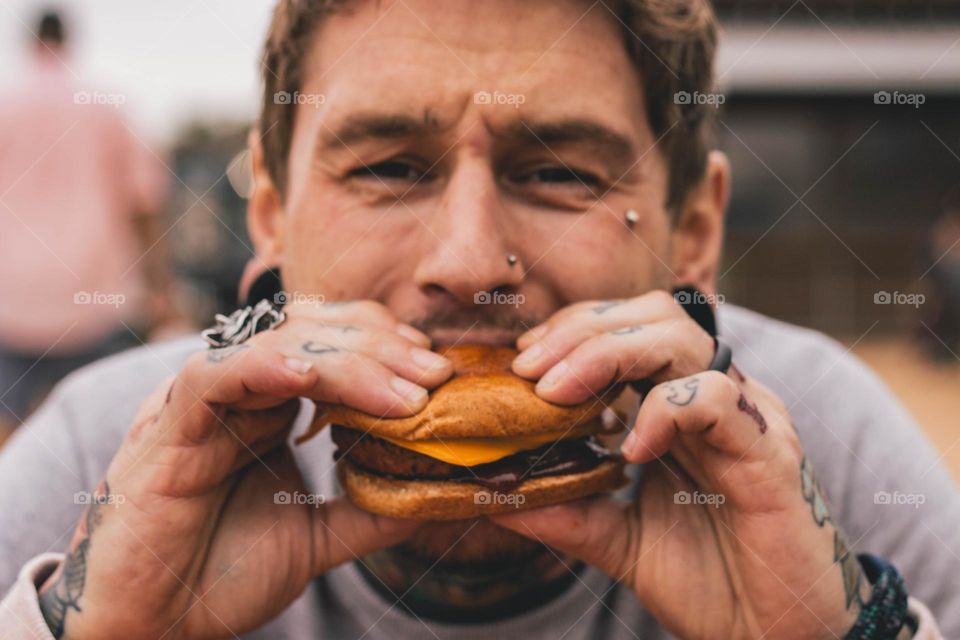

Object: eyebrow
[492,119,638,170]
[317,111,639,170]
[317,111,448,149]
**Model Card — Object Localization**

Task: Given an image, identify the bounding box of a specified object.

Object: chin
[402,518,544,565]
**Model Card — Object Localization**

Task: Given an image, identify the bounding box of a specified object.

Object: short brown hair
[259,0,717,212]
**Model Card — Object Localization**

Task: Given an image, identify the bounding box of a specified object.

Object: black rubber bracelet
[707,338,732,373]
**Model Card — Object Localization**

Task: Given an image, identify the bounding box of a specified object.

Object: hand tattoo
[324,324,360,334]
[302,341,339,355]
[591,300,626,315]
[664,378,699,406]
[609,325,643,336]
[38,480,112,638]
[736,393,768,434]
[206,343,251,363]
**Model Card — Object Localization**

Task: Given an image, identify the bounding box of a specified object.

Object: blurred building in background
[713,0,960,342]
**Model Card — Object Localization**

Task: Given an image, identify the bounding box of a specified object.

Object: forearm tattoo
[800,457,866,612]
[664,377,699,406]
[38,480,111,638]
[736,393,768,434]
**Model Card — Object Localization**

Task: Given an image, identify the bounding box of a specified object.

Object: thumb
[311,498,423,574]
[489,496,635,581]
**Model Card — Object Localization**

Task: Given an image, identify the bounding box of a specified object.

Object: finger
[489,496,632,582]
[620,371,774,464]
[311,497,423,575]
[287,325,451,388]
[514,290,683,377]
[169,344,427,447]
[529,319,712,405]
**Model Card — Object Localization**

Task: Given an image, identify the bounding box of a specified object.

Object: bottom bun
[337,459,627,520]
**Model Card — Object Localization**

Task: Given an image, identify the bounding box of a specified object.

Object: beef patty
[330,424,615,483]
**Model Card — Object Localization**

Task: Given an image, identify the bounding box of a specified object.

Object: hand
[494,290,869,639]
[38,300,453,640]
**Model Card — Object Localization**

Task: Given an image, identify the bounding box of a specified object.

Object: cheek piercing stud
[624,209,640,228]
[507,254,518,266]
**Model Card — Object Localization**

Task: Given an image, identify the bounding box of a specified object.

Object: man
[0,1,957,638]
[0,10,172,444]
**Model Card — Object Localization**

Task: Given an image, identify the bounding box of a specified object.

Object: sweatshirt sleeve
[910,597,944,639]
[0,553,62,639]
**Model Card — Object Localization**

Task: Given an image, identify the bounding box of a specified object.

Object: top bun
[305,345,623,441]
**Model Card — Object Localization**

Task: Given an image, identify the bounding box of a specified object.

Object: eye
[514,166,601,189]
[349,161,428,183]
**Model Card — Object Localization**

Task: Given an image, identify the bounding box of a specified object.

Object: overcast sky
[0,0,276,144]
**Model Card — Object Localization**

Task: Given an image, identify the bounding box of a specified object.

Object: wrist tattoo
[664,377,699,406]
[834,530,866,611]
[800,458,868,614]
[800,456,831,527]
[206,343,251,363]
[38,480,112,638]
[736,393,768,434]
[302,341,339,355]
[609,325,643,336]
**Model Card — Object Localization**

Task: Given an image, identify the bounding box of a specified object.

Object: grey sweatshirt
[0,305,955,639]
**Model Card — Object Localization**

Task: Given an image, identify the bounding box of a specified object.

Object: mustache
[405,306,546,335]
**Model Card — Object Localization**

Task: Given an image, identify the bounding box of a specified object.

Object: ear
[668,151,730,298]
[247,129,285,269]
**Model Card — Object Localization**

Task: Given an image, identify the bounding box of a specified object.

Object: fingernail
[537,360,569,391]
[621,430,640,457]
[285,357,312,374]
[411,348,450,372]
[396,323,430,347]
[514,342,544,368]
[391,376,428,405]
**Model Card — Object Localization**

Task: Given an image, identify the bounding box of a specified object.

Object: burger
[298,345,627,520]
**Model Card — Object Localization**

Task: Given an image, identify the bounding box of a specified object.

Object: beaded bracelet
[844,553,911,639]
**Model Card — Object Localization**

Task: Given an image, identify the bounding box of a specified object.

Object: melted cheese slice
[382,424,596,467]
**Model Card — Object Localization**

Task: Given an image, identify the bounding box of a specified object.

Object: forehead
[299,0,649,140]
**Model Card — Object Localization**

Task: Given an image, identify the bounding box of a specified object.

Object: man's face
[275,0,678,343]
[253,0,724,563]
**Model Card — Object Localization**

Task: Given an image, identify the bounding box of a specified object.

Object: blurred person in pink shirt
[0,10,173,442]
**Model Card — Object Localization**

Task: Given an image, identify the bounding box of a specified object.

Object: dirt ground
[852,339,960,482]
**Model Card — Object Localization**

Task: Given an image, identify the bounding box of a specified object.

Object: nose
[412,160,522,306]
